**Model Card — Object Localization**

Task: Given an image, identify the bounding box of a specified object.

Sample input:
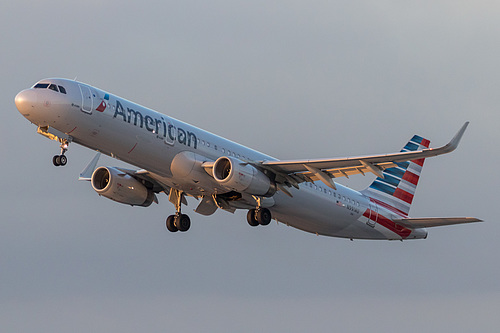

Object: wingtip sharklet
[441,121,469,153]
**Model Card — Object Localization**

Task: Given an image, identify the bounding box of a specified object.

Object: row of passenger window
[303,182,361,207]
[34,83,67,94]
[196,138,253,162]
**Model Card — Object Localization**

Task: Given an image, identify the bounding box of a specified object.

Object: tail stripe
[407,162,423,175]
[381,173,402,187]
[398,178,417,195]
[413,158,425,167]
[402,171,419,186]
[388,167,406,179]
[395,161,410,169]
[394,188,414,204]
[403,142,420,151]
[370,180,396,196]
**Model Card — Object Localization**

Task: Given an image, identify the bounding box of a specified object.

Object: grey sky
[1,1,498,332]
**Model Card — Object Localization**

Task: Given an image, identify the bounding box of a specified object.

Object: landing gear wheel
[52,155,67,167]
[257,208,272,225]
[166,215,178,232]
[175,214,191,232]
[59,155,67,166]
[247,209,259,227]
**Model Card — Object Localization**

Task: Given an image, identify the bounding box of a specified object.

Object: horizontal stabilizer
[394,217,482,229]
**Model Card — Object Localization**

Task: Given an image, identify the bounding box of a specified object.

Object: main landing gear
[247,196,272,227]
[53,139,70,167]
[247,207,272,227]
[166,213,191,232]
[166,189,191,232]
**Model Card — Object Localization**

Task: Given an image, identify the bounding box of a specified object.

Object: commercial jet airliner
[15,78,481,240]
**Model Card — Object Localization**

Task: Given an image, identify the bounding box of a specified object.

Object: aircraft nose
[15,89,38,115]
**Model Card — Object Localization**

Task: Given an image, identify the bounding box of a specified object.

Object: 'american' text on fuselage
[112,100,197,148]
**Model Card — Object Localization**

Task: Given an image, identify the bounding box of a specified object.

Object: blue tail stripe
[377,173,401,187]
[395,161,410,169]
[403,142,419,151]
[384,167,405,179]
[411,135,424,144]
[369,180,396,195]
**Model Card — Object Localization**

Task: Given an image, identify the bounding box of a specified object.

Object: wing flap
[394,217,482,229]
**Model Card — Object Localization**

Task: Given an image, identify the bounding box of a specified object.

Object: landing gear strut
[53,139,70,167]
[166,189,191,232]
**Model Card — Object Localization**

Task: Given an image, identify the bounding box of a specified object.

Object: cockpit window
[34,83,49,89]
[48,84,59,92]
[33,82,67,94]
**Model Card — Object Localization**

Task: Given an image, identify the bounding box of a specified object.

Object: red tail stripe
[394,188,414,204]
[421,139,430,148]
[369,198,407,217]
[363,209,411,238]
[412,158,425,167]
[402,171,419,186]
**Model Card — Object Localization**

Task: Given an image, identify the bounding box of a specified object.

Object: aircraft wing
[258,122,469,191]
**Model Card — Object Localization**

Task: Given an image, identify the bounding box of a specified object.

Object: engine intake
[213,156,276,196]
[91,167,155,207]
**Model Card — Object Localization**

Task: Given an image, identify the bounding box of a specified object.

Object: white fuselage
[15,78,427,240]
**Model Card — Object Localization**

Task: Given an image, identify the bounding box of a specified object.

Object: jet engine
[213,156,276,196]
[91,167,155,207]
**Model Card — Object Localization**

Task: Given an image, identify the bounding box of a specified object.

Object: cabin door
[79,85,93,114]
[366,203,378,228]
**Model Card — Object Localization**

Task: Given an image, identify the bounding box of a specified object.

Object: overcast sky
[1,1,498,332]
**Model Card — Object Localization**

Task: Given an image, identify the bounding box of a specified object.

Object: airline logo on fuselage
[112,100,197,149]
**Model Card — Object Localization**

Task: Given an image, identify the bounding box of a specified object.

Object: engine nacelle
[213,156,276,196]
[91,167,155,207]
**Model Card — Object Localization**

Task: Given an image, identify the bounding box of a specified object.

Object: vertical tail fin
[361,135,430,216]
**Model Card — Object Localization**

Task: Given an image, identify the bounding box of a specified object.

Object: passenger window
[58,86,67,94]
[48,84,59,92]
[34,83,49,89]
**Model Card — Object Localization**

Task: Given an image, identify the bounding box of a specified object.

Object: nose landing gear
[35,126,72,167]
[53,140,70,166]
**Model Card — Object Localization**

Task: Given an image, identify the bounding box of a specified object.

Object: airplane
[14,78,481,240]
